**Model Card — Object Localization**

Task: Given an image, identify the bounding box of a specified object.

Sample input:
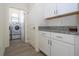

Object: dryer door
[12,23,21,35]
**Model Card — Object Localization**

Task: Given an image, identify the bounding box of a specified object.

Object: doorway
[9,8,25,42]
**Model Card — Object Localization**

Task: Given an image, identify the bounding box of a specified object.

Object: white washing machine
[11,22,21,40]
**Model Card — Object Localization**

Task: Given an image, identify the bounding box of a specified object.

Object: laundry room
[9,8,25,41]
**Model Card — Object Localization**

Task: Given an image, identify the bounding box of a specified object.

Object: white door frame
[8,7,27,44]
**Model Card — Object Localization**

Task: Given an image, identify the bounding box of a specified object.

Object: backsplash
[39,26,77,32]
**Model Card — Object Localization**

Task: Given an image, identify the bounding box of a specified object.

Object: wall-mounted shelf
[45,11,79,20]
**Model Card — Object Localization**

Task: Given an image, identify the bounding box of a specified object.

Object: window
[11,13,19,23]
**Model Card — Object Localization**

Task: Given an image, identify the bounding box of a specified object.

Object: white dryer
[11,22,21,40]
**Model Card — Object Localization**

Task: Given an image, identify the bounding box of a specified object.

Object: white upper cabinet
[44,3,57,18]
[57,3,78,15]
[44,3,79,18]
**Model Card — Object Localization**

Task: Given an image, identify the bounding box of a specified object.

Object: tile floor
[4,39,45,56]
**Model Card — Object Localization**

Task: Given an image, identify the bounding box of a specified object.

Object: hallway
[4,40,44,56]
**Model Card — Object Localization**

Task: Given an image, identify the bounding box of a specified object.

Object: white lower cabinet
[39,31,75,56]
[51,40,74,56]
[39,31,50,56]
[39,36,50,55]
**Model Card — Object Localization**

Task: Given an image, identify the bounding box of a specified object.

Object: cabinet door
[44,3,57,18]
[39,34,50,55]
[57,3,78,15]
[51,40,74,56]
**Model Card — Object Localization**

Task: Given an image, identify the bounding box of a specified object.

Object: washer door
[11,24,21,39]
[15,25,20,30]
[12,23,21,35]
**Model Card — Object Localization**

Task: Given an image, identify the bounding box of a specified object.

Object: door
[51,40,74,56]
[44,3,57,18]
[39,32,50,56]
[57,3,78,15]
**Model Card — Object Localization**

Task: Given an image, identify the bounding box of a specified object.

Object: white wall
[27,3,48,51]
[46,15,77,26]
[0,4,7,56]
[20,11,25,41]
[7,3,28,11]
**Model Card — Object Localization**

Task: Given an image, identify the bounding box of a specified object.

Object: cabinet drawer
[51,32,75,45]
[39,31,50,38]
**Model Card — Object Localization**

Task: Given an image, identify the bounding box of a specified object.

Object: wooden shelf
[45,11,79,20]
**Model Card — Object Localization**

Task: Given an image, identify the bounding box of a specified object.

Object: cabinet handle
[56,10,58,14]
[56,36,62,38]
[48,40,49,44]
[42,33,46,34]
[54,10,55,14]
[50,40,52,46]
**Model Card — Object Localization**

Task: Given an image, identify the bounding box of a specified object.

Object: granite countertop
[38,26,79,35]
